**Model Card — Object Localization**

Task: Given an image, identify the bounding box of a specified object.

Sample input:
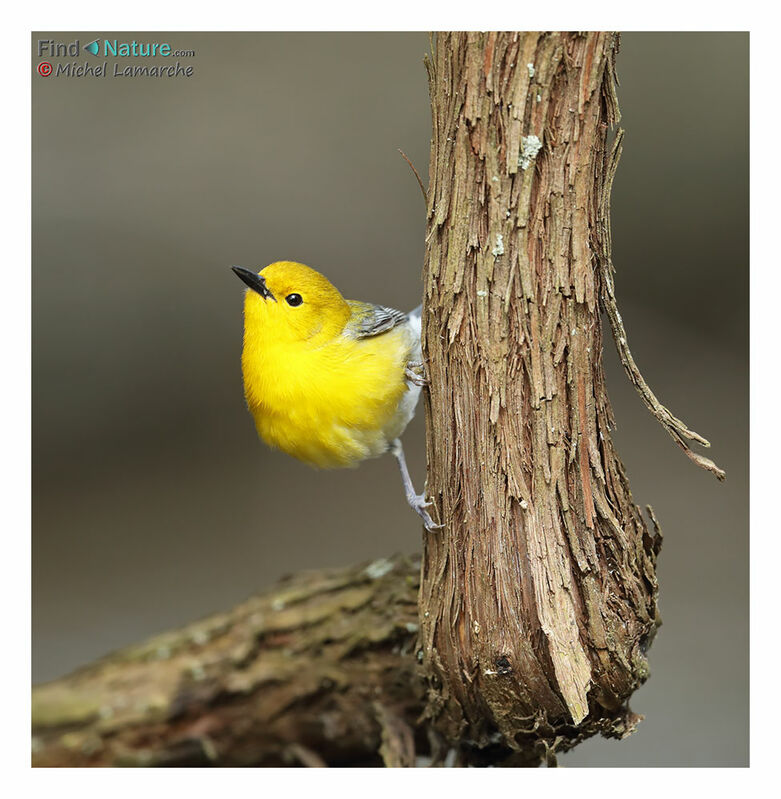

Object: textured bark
[32,556,426,767]
[32,32,723,768]
[419,32,666,756]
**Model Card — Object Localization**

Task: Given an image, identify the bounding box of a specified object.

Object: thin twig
[598,129,725,481]
[398,148,428,207]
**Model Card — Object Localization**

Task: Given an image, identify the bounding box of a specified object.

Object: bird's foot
[391,438,441,531]
[407,492,442,532]
[405,362,428,387]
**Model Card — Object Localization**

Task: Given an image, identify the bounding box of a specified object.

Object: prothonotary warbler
[232,260,439,530]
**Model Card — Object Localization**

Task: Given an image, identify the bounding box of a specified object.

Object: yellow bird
[232,260,438,530]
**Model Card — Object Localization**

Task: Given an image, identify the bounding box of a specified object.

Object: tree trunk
[419,31,661,757]
[32,31,723,768]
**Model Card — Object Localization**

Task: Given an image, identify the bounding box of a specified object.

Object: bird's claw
[392,439,441,531]
[405,362,428,387]
[409,492,443,532]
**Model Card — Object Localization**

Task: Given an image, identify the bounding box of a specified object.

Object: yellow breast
[241,326,412,468]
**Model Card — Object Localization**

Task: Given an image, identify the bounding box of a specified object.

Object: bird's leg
[390,439,441,532]
[405,361,427,387]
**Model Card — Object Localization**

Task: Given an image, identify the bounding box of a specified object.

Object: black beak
[231,266,276,301]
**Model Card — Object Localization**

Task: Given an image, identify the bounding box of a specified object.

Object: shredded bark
[32,31,722,769]
[419,32,667,756]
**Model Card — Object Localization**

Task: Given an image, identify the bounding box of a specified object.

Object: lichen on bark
[32,556,426,767]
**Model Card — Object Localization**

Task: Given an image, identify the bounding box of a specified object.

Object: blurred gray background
[32,33,748,766]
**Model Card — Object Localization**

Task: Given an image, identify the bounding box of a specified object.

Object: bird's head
[232,261,351,343]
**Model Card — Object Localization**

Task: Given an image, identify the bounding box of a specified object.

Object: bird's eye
[285,293,303,307]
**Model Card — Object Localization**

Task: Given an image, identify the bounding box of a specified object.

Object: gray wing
[345,301,411,339]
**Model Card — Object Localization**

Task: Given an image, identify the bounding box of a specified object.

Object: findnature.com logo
[36,37,197,78]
